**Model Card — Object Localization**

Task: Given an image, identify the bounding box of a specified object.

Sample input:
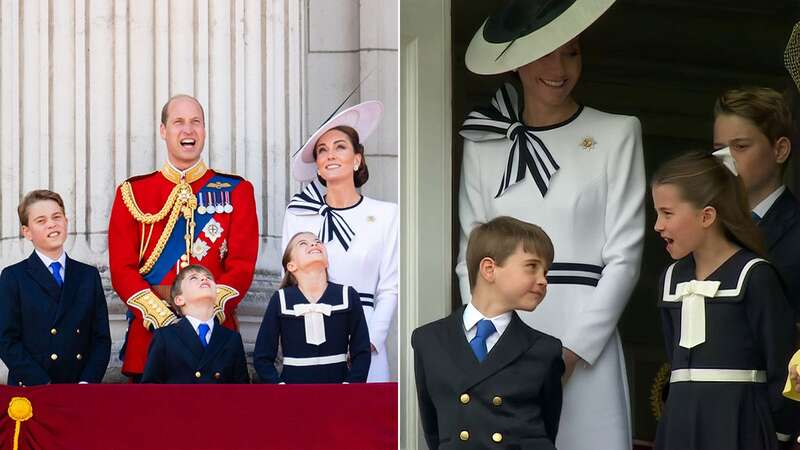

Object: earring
[353,164,359,172]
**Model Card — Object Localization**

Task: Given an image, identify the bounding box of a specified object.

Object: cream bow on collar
[293,303,333,345]
[665,280,721,349]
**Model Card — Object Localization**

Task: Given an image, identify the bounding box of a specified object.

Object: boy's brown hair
[17,190,66,227]
[169,264,215,315]
[714,87,794,145]
[466,216,554,291]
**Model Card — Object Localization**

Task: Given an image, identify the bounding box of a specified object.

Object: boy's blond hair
[466,216,554,291]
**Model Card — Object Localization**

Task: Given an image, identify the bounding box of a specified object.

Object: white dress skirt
[456,84,645,450]
[282,184,399,382]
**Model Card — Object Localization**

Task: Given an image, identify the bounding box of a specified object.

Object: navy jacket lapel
[24,251,61,301]
[445,306,481,378]
[460,312,538,391]
[199,320,229,369]
[760,190,800,250]
[176,318,205,360]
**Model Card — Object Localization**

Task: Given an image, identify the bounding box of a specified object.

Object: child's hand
[370,344,377,354]
[790,365,800,393]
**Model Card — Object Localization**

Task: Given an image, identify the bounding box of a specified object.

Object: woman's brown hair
[279,232,329,289]
[313,125,370,188]
[651,151,766,257]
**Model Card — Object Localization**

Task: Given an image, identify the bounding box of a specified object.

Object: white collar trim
[662,257,767,301]
[278,285,350,315]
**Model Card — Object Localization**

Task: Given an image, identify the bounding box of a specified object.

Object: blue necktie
[470,319,496,362]
[198,323,210,349]
[751,211,761,224]
[49,262,63,287]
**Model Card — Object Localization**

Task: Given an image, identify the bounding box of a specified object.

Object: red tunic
[108,162,259,375]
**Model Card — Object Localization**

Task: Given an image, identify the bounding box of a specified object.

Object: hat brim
[465,0,616,75]
[292,100,383,182]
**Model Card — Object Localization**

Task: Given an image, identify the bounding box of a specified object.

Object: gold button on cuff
[50,353,58,361]
[492,433,503,443]
[194,371,201,379]
[492,396,503,406]
[459,430,469,441]
[50,328,57,335]
[76,354,82,360]
[459,393,470,404]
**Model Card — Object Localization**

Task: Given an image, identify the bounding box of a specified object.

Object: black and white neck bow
[287,182,356,251]
[460,83,561,198]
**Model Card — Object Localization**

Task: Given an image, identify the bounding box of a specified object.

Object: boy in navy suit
[714,87,800,316]
[412,216,564,450]
[0,190,111,386]
[141,265,249,383]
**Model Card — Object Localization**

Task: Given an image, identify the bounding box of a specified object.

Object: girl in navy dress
[652,151,797,450]
[253,232,370,384]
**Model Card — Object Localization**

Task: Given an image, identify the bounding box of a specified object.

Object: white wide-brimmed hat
[292,100,383,182]
[465,0,616,75]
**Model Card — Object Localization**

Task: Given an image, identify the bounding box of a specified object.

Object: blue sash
[143,174,241,284]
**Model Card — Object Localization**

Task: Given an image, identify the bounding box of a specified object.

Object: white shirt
[35,249,66,281]
[462,302,512,353]
[184,315,215,345]
[752,185,786,219]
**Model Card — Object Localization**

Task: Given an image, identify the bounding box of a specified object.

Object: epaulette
[123,171,161,185]
[209,170,244,181]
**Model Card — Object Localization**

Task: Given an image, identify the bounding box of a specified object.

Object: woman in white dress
[456,1,644,449]
[282,101,398,382]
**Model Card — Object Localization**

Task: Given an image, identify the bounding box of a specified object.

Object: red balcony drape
[0,383,397,450]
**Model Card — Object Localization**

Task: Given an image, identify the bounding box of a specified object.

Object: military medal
[215,192,224,214]
[197,193,207,215]
[191,239,211,261]
[206,192,215,215]
[224,192,234,213]
[202,218,224,243]
[219,239,228,260]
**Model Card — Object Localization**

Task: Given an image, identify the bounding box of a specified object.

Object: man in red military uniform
[108,94,259,378]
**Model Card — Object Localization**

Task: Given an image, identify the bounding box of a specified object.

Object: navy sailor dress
[656,249,798,450]
[253,282,370,384]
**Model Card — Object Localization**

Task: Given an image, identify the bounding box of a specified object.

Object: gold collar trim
[160,160,208,184]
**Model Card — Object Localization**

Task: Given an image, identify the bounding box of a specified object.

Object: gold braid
[120,181,179,223]
[120,181,197,275]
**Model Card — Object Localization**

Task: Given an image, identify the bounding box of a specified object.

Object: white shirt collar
[184,315,215,341]
[463,302,512,336]
[35,249,66,271]
[753,185,786,218]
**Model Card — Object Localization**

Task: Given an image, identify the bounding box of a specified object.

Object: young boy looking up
[141,265,249,384]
